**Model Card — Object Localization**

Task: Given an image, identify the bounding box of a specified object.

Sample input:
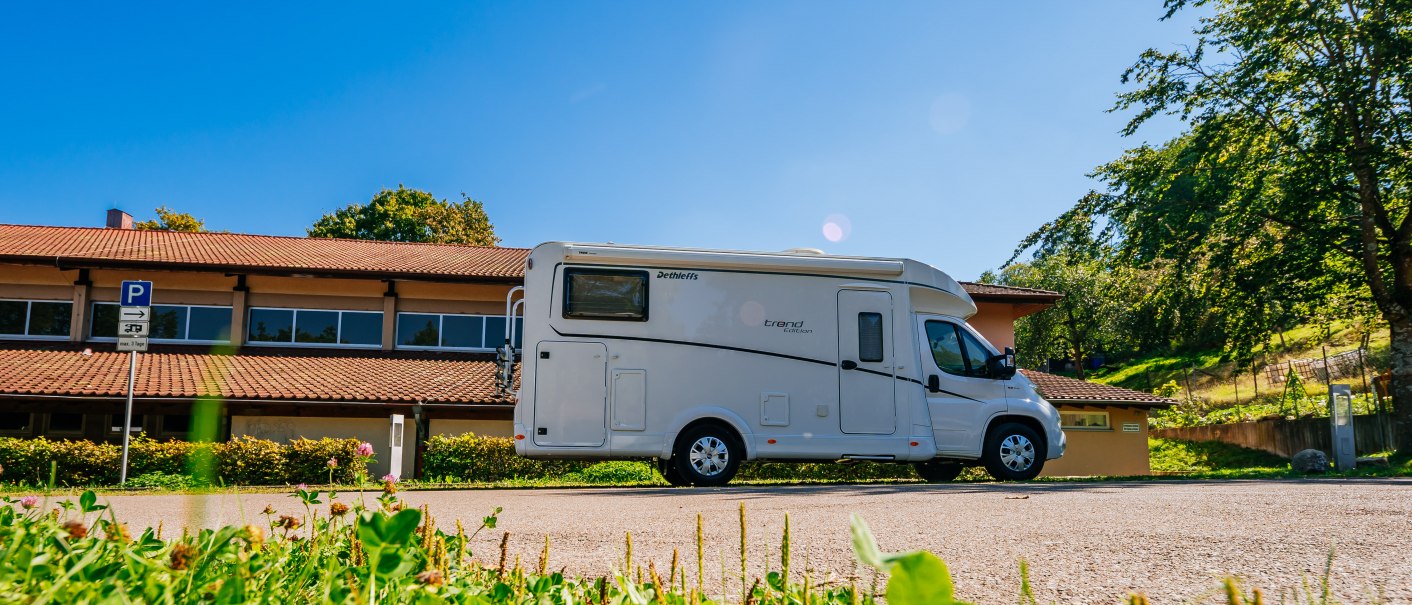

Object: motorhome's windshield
[925,320,996,378]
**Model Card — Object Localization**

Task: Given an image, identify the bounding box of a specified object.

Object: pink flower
[327,457,338,469]
[19,495,39,509]
[296,483,308,491]
[381,474,397,483]
[355,442,374,457]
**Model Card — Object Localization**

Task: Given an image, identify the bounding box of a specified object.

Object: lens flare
[822,214,852,243]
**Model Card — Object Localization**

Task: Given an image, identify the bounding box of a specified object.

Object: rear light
[514,434,525,440]
[767,439,777,444]
[910,441,919,447]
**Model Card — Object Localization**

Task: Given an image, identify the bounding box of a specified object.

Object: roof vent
[783,247,825,255]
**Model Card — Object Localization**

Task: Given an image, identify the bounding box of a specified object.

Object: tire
[982,422,1045,481]
[671,424,742,487]
[658,458,690,487]
[913,460,964,483]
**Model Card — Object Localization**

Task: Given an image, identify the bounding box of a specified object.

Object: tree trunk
[1389,319,1412,453]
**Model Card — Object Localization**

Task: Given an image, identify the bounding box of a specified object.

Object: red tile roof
[959,282,1063,301]
[0,224,528,282]
[0,343,513,405]
[1021,370,1174,406]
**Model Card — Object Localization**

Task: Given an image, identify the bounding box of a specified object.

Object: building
[0,213,1169,479]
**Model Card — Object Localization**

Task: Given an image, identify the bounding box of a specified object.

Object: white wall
[231,415,415,480]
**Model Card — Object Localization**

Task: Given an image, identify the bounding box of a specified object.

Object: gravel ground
[101,480,1412,603]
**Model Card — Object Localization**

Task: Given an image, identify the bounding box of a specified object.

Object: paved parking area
[102,479,1412,603]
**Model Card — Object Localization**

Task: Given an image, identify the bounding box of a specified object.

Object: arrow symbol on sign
[131,310,145,318]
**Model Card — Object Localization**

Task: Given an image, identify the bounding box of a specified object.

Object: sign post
[117,280,152,486]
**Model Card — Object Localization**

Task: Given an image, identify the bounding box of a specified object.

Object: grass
[0,486,1392,604]
[1087,320,1390,408]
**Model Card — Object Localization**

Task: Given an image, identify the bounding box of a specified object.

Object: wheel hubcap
[688,436,729,476]
[998,434,1035,471]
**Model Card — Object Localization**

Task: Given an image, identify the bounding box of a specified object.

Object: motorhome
[498,242,1065,486]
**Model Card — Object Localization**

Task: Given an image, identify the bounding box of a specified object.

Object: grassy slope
[1086,320,1389,406]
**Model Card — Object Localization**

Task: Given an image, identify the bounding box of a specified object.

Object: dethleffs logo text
[764,319,811,334]
[656,271,699,280]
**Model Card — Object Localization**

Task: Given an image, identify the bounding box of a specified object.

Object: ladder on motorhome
[495,286,524,398]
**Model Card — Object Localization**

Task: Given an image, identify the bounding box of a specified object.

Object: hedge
[0,432,947,487]
[0,435,369,487]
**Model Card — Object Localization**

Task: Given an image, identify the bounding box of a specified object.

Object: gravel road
[101,480,1411,603]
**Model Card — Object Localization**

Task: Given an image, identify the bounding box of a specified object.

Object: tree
[308,186,499,246]
[991,253,1132,378]
[134,206,207,232]
[1107,0,1412,449]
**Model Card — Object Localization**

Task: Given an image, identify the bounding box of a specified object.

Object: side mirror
[926,374,941,393]
[987,348,1018,380]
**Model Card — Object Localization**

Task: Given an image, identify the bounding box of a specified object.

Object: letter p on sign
[120,280,153,307]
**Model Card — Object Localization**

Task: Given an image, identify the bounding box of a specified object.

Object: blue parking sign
[120,280,153,307]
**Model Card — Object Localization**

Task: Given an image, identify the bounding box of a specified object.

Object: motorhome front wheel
[982,422,1045,481]
[672,424,742,487]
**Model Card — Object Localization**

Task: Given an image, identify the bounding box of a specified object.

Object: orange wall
[969,301,1016,349]
[1041,406,1153,476]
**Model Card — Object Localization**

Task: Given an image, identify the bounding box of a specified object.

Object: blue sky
[0,2,1202,280]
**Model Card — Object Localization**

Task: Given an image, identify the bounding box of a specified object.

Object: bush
[422,434,588,481]
[286,438,368,484]
[126,471,194,490]
[215,436,288,485]
[564,461,658,484]
[739,461,917,482]
[128,435,203,476]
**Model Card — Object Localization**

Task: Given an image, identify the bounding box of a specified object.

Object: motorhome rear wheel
[672,424,743,487]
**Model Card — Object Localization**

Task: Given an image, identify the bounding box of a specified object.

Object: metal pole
[119,350,136,486]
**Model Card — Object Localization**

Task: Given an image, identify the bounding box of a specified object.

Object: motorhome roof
[557,242,906,276]
[539,242,974,314]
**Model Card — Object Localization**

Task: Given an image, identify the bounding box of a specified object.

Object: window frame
[924,319,997,379]
[0,298,73,340]
[394,312,522,352]
[90,302,233,344]
[561,268,650,321]
[1059,411,1112,431]
[46,413,86,435]
[244,307,384,349]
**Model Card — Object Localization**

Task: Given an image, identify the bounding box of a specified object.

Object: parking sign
[120,280,153,307]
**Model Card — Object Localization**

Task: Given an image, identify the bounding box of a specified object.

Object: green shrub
[128,435,202,476]
[739,461,917,482]
[126,471,194,490]
[564,461,658,484]
[286,438,368,484]
[48,439,121,486]
[422,433,588,481]
[215,436,287,485]
[0,437,52,485]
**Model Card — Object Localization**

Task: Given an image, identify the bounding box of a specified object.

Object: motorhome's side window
[959,330,994,378]
[858,312,884,362]
[563,269,648,321]
[924,321,967,375]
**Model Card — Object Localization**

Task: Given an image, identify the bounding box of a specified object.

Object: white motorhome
[499,242,1065,486]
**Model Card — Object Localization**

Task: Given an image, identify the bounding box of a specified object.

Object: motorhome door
[836,290,897,434]
[531,341,608,447]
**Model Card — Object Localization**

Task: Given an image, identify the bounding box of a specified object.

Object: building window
[110,414,144,434]
[163,414,191,439]
[91,303,232,342]
[396,313,522,350]
[246,308,383,347]
[48,413,84,434]
[1060,411,1111,430]
[563,269,648,320]
[0,413,31,434]
[0,299,72,338]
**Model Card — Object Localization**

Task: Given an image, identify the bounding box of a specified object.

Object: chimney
[105,209,133,229]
